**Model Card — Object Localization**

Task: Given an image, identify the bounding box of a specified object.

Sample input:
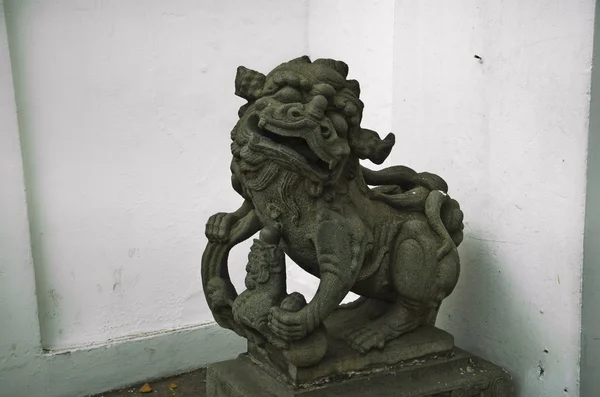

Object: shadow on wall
[438,232,554,396]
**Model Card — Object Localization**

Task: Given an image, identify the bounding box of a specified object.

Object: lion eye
[273,86,303,103]
[320,125,332,139]
[288,108,303,118]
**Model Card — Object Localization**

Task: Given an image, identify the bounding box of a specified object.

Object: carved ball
[259,225,281,245]
[282,324,328,367]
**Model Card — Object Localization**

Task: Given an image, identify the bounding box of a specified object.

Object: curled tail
[425,190,456,260]
[361,165,464,249]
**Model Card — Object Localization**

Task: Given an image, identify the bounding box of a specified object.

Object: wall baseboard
[0,323,245,397]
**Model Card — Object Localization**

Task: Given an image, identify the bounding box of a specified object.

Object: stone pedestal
[206,348,514,396]
[206,320,514,397]
[248,326,455,387]
[206,304,514,396]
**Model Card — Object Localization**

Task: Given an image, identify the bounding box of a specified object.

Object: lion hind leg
[342,222,445,353]
[389,219,460,327]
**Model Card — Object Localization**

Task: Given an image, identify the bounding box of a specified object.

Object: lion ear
[313,58,349,78]
[349,129,395,165]
[288,55,312,64]
[346,79,360,97]
[235,66,266,101]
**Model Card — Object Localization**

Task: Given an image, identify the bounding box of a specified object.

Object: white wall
[581,0,600,393]
[5,0,309,350]
[0,0,42,381]
[393,1,595,395]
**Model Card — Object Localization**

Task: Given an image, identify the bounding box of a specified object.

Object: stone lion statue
[202,56,464,361]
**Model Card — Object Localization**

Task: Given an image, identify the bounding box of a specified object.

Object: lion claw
[205,212,236,243]
[344,326,388,353]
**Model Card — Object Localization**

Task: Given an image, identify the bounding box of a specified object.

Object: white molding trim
[0,323,244,397]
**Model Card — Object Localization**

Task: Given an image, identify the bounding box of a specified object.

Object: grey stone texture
[248,311,454,385]
[207,350,514,397]
[201,56,513,396]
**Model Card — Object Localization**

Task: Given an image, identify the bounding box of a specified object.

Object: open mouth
[260,128,331,170]
[246,114,331,172]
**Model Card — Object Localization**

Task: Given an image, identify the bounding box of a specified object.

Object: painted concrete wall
[0,0,43,382]
[581,0,600,394]
[4,0,309,350]
[1,2,245,396]
[393,1,595,395]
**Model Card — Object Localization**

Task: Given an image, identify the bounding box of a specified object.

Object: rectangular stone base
[248,326,454,385]
[206,348,514,397]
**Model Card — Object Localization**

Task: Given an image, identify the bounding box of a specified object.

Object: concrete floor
[92,368,207,397]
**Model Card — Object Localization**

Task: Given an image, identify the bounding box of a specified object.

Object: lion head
[231,56,395,184]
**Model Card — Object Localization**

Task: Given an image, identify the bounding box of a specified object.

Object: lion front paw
[343,325,389,353]
[205,212,237,243]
